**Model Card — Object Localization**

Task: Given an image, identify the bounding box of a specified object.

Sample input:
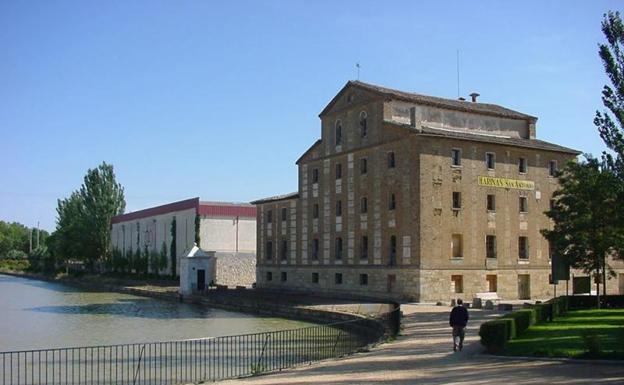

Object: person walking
[449,299,469,352]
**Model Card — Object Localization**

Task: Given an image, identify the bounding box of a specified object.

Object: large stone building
[252,80,624,303]
[110,197,256,284]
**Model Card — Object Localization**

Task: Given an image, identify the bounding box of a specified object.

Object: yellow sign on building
[478,176,535,190]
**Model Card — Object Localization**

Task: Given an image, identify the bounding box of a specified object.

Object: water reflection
[0,274,313,351]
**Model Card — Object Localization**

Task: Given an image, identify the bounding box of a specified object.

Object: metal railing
[1,306,399,385]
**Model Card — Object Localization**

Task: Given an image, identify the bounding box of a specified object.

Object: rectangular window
[359,274,368,286]
[280,239,287,260]
[388,152,396,168]
[312,238,319,260]
[486,152,496,169]
[550,199,556,211]
[486,235,497,259]
[548,241,555,261]
[519,196,528,213]
[361,235,368,259]
[389,193,396,210]
[451,234,463,259]
[336,200,342,217]
[487,194,496,211]
[281,208,287,221]
[266,272,272,281]
[312,272,319,284]
[312,168,319,183]
[335,124,342,146]
[360,197,368,214]
[519,236,529,259]
[452,192,461,210]
[280,272,287,282]
[549,160,558,177]
[518,157,527,173]
[267,210,273,223]
[451,148,461,166]
[335,163,342,180]
[451,275,463,293]
[389,235,397,266]
[335,273,343,285]
[313,203,319,219]
[360,158,367,174]
[486,275,498,292]
[266,241,273,260]
[335,237,343,260]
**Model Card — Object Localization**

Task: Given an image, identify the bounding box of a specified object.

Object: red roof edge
[198,203,257,218]
[111,197,200,224]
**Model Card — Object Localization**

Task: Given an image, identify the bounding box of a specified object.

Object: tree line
[0,221,49,259]
[542,11,624,305]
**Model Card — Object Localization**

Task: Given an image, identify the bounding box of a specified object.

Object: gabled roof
[251,192,299,205]
[296,139,322,165]
[416,125,580,154]
[320,80,537,121]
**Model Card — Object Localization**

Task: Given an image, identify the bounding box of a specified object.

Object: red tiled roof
[111,197,199,224]
[198,202,256,218]
[111,198,257,224]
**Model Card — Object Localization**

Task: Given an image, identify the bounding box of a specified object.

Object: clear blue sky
[1,0,621,231]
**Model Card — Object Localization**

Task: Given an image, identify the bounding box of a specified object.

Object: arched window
[335,120,342,146]
[359,111,368,138]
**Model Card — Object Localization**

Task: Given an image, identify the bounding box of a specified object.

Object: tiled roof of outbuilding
[321,80,537,121]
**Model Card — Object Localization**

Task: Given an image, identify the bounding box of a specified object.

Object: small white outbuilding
[179,244,216,296]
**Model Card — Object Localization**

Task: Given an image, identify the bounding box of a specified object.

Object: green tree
[54,192,85,262]
[79,162,126,271]
[159,241,168,274]
[170,217,177,277]
[595,11,624,178]
[542,158,624,307]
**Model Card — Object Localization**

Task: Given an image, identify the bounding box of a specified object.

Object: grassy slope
[503,309,624,359]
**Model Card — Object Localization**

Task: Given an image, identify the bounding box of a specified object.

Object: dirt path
[219,305,624,385]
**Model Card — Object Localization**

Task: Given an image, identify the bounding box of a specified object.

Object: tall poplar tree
[595,11,624,178]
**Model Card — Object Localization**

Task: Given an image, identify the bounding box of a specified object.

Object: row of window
[266,234,539,261]
[266,271,370,286]
[266,207,290,223]
[451,274,499,294]
[311,149,558,186]
[453,192,531,213]
[334,112,368,146]
[451,149,558,175]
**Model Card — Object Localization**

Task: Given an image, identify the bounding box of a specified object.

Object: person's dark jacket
[449,305,469,327]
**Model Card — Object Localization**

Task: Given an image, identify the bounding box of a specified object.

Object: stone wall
[215,252,256,287]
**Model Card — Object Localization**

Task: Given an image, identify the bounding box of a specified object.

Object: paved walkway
[220,305,624,385]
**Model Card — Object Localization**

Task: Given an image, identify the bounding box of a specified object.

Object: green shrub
[533,303,553,323]
[502,309,535,335]
[479,319,511,353]
[549,297,568,317]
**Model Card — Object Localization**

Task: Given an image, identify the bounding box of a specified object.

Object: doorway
[518,274,530,300]
[619,274,624,295]
[197,269,206,291]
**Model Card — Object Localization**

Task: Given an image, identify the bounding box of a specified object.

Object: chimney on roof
[469,92,480,103]
[458,97,466,101]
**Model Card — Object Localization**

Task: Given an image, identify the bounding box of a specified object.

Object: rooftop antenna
[456,49,460,99]
[356,63,361,81]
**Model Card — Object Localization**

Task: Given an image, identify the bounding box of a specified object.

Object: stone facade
[252,81,624,303]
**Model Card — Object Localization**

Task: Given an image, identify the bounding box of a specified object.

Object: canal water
[0,274,314,352]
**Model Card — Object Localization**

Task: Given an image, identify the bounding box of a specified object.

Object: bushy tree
[595,11,624,178]
[159,241,168,274]
[542,157,624,306]
[53,162,125,271]
[170,218,177,277]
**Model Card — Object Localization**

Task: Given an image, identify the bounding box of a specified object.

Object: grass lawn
[502,309,624,359]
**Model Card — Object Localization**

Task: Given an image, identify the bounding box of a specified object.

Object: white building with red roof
[110,197,256,279]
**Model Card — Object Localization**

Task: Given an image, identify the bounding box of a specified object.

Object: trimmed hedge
[479,319,512,353]
[502,309,534,335]
[550,296,568,316]
[566,295,624,309]
[533,303,553,323]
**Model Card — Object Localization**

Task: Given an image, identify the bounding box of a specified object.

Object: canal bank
[0,270,398,340]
